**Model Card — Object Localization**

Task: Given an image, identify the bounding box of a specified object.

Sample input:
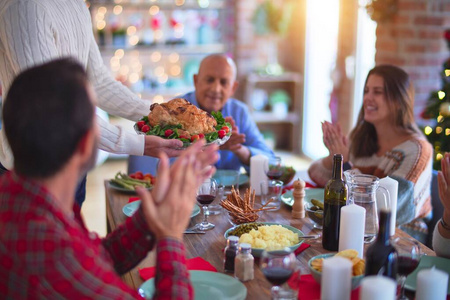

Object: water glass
[260,180,283,211]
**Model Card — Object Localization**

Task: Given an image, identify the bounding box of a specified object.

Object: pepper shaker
[224,236,239,273]
[292,179,305,218]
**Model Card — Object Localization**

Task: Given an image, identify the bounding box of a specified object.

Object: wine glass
[391,237,421,300]
[260,248,297,300]
[195,178,218,231]
[264,157,284,181]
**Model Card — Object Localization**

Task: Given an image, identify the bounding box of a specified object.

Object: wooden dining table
[104,180,435,299]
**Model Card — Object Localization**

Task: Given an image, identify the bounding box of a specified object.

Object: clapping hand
[137,140,218,240]
[438,153,450,217]
[322,121,349,161]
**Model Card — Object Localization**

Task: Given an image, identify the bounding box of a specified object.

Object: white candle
[339,204,365,258]
[321,256,352,300]
[377,176,398,236]
[250,154,268,195]
[359,276,396,300]
[416,267,449,300]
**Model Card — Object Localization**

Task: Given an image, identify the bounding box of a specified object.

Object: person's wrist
[157,233,183,241]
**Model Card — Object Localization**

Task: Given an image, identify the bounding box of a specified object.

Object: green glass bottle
[322,154,347,251]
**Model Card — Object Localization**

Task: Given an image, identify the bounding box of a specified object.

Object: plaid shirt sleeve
[101,207,156,275]
[154,237,193,300]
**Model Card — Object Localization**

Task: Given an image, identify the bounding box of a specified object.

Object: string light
[436,126,443,134]
[437,153,443,161]
[424,126,433,135]
[110,57,121,67]
[149,6,160,15]
[97,20,106,30]
[151,51,162,62]
[158,74,168,84]
[437,115,444,122]
[154,66,165,77]
[446,128,450,136]
[97,6,107,14]
[129,35,140,46]
[114,49,125,59]
[445,69,450,77]
[127,26,137,35]
[170,65,181,76]
[169,52,180,63]
[95,13,105,21]
[129,73,140,84]
[175,0,185,5]
[438,91,445,100]
[113,5,123,15]
[119,65,130,76]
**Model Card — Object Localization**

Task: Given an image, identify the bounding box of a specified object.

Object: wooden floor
[81,152,312,237]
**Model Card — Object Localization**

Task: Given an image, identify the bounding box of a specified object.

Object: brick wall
[375,0,450,120]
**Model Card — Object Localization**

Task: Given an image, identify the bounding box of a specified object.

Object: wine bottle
[365,209,398,279]
[322,154,347,251]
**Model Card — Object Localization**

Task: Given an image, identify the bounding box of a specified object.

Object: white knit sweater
[0,0,150,169]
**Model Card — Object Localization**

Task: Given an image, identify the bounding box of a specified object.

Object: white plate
[122,200,201,218]
[139,270,247,300]
[281,188,324,207]
[134,123,230,149]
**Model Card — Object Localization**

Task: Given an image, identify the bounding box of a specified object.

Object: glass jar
[234,243,254,282]
[224,236,239,273]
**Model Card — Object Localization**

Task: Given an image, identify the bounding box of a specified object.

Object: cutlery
[184,229,206,234]
[298,234,321,239]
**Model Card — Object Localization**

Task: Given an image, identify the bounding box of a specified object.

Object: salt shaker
[234,243,254,282]
[292,179,305,218]
[224,236,239,273]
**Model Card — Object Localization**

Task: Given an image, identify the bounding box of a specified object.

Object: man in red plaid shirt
[0,58,218,299]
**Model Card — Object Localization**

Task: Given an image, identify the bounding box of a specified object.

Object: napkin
[282,181,317,194]
[139,257,217,280]
[295,243,310,256]
[128,197,140,203]
[297,274,360,300]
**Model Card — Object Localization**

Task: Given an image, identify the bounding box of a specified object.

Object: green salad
[135,111,232,147]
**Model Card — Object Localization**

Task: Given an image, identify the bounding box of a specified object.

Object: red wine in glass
[262,267,293,286]
[196,194,215,206]
[397,256,419,276]
[266,170,283,180]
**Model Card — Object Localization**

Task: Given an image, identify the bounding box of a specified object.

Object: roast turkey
[147,98,217,135]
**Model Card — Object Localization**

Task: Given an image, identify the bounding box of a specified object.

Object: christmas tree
[421,29,450,170]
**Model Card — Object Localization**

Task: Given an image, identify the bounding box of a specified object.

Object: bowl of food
[308,250,365,290]
[224,222,305,257]
[279,166,296,186]
[305,200,323,229]
[226,204,263,226]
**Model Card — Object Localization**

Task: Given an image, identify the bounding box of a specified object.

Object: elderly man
[0,58,218,299]
[128,54,274,175]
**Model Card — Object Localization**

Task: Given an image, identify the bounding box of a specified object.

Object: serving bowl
[279,166,296,186]
[304,202,323,229]
[224,222,305,257]
[308,253,364,290]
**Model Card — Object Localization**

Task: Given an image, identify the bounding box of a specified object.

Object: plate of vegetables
[109,172,153,193]
[134,111,232,149]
